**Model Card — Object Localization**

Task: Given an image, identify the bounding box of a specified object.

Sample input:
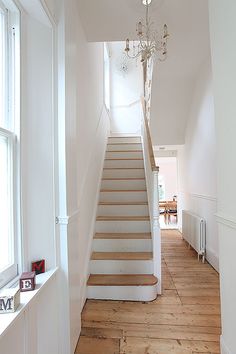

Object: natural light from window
[0,0,20,288]
[0,135,13,272]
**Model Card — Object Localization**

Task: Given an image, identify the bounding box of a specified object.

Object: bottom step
[87,274,158,301]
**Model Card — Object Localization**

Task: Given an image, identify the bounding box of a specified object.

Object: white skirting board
[221,336,232,354]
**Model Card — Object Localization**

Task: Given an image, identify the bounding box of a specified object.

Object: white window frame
[0,0,20,288]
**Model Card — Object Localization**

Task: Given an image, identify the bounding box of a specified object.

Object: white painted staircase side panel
[102,168,145,178]
[95,220,151,233]
[87,284,157,301]
[93,239,152,252]
[99,190,148,202]
[98,204,149,216]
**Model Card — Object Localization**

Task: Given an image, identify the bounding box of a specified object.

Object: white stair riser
[93,239,152,252]
[106,151,143,159]
[104,159,144,169]
[101,179,146,190]
[108,137,141,144]
[103,168,145,178]
[95,220,151,233]
[87,284,157,301]
[100,191,147,202]
[107,144,142,151]
[98,204,149,216]
[90,260,153,274]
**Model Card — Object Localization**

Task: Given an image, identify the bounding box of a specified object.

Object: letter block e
[20,271,36,292]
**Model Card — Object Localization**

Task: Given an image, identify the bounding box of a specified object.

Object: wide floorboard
[75,230,221,354]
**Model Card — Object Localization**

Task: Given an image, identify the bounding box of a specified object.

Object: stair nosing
[91,252,153,261]
[87,274,158,286]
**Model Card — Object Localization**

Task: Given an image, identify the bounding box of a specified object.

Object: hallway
[76,230,221,353]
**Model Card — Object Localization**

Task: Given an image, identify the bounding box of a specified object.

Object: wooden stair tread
[91,252,153,260]
[94,232,151,239]
[87,274,158,286]
[99,201,148,205]
[100,189,147,192]
[96,216,149,221]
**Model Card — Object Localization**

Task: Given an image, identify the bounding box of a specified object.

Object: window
[104,43,110,110]
[0,0,20,288]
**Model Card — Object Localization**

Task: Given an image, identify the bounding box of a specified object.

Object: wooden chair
[166,201,177,223]
[159,201,168,224]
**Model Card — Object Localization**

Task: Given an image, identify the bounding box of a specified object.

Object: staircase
[87,136,158,301]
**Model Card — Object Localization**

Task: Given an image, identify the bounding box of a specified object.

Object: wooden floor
[75,230,221,354]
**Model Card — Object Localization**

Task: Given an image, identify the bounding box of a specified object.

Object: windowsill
[0,268,58,339]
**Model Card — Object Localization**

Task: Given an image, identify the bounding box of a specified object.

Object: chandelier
[124,0,169,63]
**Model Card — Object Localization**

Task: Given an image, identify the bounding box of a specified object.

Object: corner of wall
[221,336,232,354]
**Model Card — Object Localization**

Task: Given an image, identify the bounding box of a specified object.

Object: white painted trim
[178,191,217,202]
[111,99,140,109]
[0,268,58,339]
[190,193,217,202]
[77,103,106,209]
[57,209,80,225]
[39,0,56,26]
[206,248,219,272]
[221,335,231,354]
[216,213,236,230]
[80,106,110,311]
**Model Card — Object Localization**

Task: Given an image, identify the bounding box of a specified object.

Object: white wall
[209,1,236,353]
[177,58,218,270]
[150,74,194,145]
[20,11,55,272]
[0,0,110,353]
[109,42,143,134]
[62,1,110,350]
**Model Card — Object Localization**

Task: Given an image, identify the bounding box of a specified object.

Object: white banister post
[152,168,161,294]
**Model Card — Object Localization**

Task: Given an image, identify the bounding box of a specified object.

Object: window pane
[0,9,6,129]
[0,135,13,271]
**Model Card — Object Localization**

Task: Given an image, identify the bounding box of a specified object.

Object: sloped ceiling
[78,0,211,145]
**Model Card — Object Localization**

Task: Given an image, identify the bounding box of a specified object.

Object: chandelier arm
[126,50,143,60]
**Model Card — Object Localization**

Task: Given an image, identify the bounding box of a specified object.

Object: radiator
[182,210,206,262]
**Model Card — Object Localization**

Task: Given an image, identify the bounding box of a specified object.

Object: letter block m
[0,288,20,313]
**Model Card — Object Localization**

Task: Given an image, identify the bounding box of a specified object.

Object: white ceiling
[78,0,211,145]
